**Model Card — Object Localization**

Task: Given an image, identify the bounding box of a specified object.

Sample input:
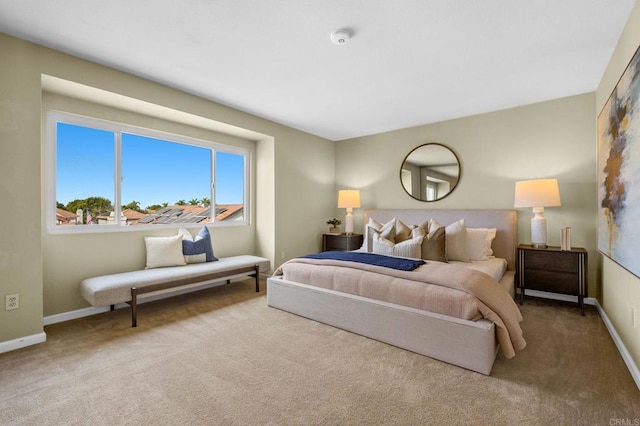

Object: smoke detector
[330,29,351,45]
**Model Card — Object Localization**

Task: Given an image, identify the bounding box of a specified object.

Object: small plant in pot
[326,218,342,234]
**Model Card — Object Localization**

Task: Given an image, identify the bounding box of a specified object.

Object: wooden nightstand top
[518,244,587,253]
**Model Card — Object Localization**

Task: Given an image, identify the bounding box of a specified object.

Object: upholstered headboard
[363,209,518,271]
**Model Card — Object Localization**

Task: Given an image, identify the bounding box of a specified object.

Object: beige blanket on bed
[273,258,526,358]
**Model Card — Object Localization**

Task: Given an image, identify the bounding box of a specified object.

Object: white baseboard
[594,300,640,390]
[0,332,46,354]
[522,289,597,306]
[43,306,112,326]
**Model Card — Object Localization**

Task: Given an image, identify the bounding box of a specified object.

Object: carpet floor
[1,278,638,425]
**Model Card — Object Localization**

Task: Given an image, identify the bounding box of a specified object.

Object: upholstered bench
[80,255,271,327]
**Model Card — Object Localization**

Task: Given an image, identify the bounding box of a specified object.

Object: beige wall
[596,1,640,370]
[0,35,44,342]
[336,93,598,296]
[0,33,335,344]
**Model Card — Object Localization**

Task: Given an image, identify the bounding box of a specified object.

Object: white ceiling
[0,1,635,141]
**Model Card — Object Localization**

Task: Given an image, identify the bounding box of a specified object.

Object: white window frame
[425,181,438,201]
[46,111,250,233]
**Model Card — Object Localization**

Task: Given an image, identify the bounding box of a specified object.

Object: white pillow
[411,223,427,240]
[431,218,469,262]
[366,218,396,252]
[144,234,186,269]
[372,233,423,259]
[467,228,497,261]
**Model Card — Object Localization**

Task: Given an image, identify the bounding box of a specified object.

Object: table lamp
[514,178,561,248]
[338,189,361,235]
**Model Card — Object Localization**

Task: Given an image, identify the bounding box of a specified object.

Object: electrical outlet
[5,294,19,311]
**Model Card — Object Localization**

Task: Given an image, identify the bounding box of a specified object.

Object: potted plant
[326,218,342,234]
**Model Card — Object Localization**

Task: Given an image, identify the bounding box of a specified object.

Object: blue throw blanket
[302,251,425,271]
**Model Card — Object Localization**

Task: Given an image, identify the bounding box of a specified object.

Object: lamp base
[344,209,354,235]
[531,208,548,248]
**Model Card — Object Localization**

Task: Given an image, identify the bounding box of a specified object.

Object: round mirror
[400,143,461,201]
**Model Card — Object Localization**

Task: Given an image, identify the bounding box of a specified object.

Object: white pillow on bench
[144,234,186,269]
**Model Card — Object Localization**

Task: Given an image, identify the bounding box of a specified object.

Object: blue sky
[56,123,244,209]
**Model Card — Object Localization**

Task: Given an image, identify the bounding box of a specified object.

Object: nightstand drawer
[522,269,579,295]
[523,250,579,272]
[322,233,363,252]
[324,240,346,251]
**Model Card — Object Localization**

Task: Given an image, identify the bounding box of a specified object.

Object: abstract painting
[598,45,640,278]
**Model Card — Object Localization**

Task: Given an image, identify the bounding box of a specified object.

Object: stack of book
[561,227,572,251]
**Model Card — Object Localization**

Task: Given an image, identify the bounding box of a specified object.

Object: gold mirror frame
[400,143,461,202]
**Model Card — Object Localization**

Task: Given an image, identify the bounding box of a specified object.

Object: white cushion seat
[81,255,271,308]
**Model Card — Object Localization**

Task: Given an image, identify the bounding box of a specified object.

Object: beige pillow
[144,234,186,269]
[413,223,447,262]
[394,220,413,243]
[372,233,423,259]
[431,218,469,262]
[412,222,427,239]
[467,228,497,261]
[366,218,396,252]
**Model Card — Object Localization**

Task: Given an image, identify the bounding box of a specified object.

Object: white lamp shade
[514,179,561,208]
[338,190,361,209]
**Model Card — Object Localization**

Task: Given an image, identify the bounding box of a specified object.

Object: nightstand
[517,244,588,315]
[322,233,363,252]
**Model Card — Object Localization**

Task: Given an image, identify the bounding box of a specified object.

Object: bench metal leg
[110,304,115,311]
[130,287,138,328]
[253,264,260,292]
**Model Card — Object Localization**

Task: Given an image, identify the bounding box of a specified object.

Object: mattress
[448,258,508,288]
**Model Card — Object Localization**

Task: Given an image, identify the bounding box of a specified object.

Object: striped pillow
[372,233,423,259]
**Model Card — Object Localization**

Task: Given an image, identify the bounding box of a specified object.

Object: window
[49,112,249,231]
[425,181,437,201]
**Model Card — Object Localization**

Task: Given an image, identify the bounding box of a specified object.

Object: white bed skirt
[267,276,499,375]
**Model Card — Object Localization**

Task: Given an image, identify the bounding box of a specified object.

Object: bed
[267,209,524,375]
